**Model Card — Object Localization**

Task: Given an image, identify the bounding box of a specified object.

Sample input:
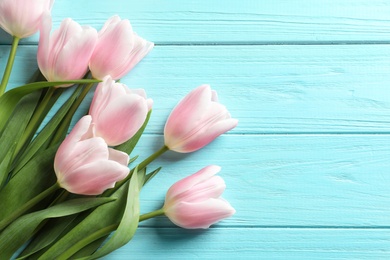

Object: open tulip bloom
[0,2,238,258]
[37,15,98,84]
[164,84,238,153]
[89,76,153,146]
[54,116,130,195]
[0,0,54,38]
[163,165,236,229]
[89,15,154,80]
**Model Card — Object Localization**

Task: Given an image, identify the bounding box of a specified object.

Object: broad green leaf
[0,79,100,130]
[0,197,115,259]
[0,143,16,189]
[16,215,79,259]
[12,87,83,173]
[115,110,152,155]
[0,91,41,187]
[0,146,57,221]
[37,184,129,259]
[86,167,145,259]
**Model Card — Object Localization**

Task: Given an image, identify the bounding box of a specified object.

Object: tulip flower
[0,0,54,38]
[163,165,235,229]
[54,115,130,195]
[37,15,98,85]
[164,85,238,153]
[89,76,153,146]
[89,15,154,80]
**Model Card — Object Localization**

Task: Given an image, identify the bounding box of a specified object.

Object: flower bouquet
[0,0,238,258]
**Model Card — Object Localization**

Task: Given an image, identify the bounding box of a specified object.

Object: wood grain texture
[105,228,390,259]
[1,0,389,259]
[130,134,390,227]
[3,45,390,134]
[2,0,390,44]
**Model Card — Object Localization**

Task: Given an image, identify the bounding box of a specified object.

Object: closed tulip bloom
[89,76,153,146]
[37,15,98,85]
[89,15,154,80]
[163,165,235,229]
[164,85,238,153]
[0,0,54,38]
[54,115,130,195]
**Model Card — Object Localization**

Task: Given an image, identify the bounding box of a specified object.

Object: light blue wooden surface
[2,0,390,259]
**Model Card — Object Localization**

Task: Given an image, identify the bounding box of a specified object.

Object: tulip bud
[164,85,238,153]
[0,0,54,38]
[163,165,235,229]
[89,15,154,80]
[89,76,153,146]
[37,15,98,85]
[54,115,130,195]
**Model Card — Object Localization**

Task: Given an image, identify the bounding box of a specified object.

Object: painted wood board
[131,134,390,227]
[3,45,390,134]
[2,0,390,45]
[0,0,389,259]
[106,228,390,259]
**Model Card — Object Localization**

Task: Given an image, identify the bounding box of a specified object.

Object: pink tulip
[54,115,130,195]
[164,85,238,153]
[89,15,154,80]
[0,0,54,38]
[89,76,153,146]
[163,165,235,229]
[37,15,98,85]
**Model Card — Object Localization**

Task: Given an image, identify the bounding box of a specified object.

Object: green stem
[137,145,169,171]
[0,182,59,231]
[13,88,56,157]
[56,223,118,260]
[0,36,20,96]
[50,82,94,146]
[104,145,169,197]
[56,209,165,259]
[139,208,165,222]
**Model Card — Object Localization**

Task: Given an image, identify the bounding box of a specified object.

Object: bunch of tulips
[0,0,238,258]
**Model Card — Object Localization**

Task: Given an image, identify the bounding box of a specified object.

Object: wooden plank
[130,134,390,227]
[2,0,390,44]
[105,228,390,259]
[2,44,390,134]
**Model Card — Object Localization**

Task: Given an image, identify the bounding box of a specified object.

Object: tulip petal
[171,176,226,203]
[54,115,92,162]
[89,18,134,79]
[164,85,215,150]
[59,160,129,195]
[53,26,97,82]
[165,198,235,229]
[108,148,130,166]
[55,137,108,180]
[0,0,53,38]
[181,118,239,153]
[165,165,221,202]
[37,12,52,76]
[112,34,154,79]
[95,94,148,146]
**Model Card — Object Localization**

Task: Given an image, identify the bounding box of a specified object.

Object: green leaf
[0,146,58,222]
[0,197,115,259]
[12,87,83,173]
[86,167,144,259]
[0,79,100,130]
[36,184,129,259]
[144,167,162,186]
[0,91,41,187]
[0,143,16,189]
[115,110,152,155]
[16,215,79,259]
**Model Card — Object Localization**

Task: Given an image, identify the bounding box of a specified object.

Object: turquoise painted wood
[1,0,390,259]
